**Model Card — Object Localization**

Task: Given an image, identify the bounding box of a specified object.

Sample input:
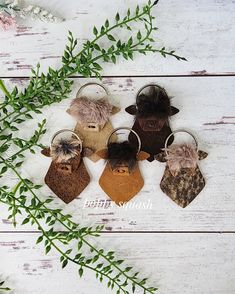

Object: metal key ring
[76,82,109,98]
[107,127,141,154]
[51,129,83,151]
[164,129,198,156]
[136,84,167,101]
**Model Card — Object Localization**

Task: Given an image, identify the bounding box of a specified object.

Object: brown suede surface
[99,163,144,205]
[74,120,117,162]
[44,156,90,204]
[128,120,174,162]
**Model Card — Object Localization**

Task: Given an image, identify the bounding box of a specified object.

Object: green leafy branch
[0,140,158,293]
[0,280,10,292]
[0,1,185,293]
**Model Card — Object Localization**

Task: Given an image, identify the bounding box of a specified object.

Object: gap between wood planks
[0,231,235,234]
[1,73,235,79]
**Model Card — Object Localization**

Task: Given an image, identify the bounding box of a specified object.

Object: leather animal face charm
[41,130,90,204]
[155,131,208,208]
[67,82,120,162]
[96,128,149,205]
[125,84,179,162]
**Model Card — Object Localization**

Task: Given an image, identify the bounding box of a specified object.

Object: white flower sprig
[19,3,64,23]
[0,0,64,24]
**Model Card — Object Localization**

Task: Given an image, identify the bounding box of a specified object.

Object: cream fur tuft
[164,144,198,175]
[68,96,113,125]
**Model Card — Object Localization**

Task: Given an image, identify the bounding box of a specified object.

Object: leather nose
[147,121,155,128]
[117,168,126,174]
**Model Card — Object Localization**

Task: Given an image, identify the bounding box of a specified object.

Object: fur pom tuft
[164,144,199,175]
[68,96,112,125]
[107,141,138,170]
[51,139,81,162]
[136,86,171,118]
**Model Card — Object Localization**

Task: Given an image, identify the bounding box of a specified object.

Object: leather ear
[155,152,167,162]
[41,147,51,157]
[111,105,121,115]
[66,108,71,115]
[198,150,208,160]
[96,149,108,159]
[136,151,150,161]
[125,105,137,115]
[171,106,179,116]
[83,147,94,157]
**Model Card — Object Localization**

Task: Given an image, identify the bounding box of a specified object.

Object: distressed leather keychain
[125,84,179,162]
[67,82,120,162]
[41,130,90,204]
[155,130,208,208]
[96,127,150,205]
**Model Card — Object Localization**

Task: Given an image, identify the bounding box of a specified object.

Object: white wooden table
[0,1,235,293]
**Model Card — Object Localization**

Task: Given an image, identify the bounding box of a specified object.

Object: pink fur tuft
[164,144,198,175]
[68,96,112,125]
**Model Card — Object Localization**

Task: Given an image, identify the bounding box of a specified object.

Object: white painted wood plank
[0,0,235,76]
[0,233,234,294]
[1,77,235,231]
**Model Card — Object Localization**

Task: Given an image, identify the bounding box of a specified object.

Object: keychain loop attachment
[51,129,83,151]
[164,129,198,156]
[136,83,167,101]
[77,82,108,98]
[107,127,141,154]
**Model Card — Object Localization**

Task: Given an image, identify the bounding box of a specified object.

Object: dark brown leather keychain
[125,84,179,162]
[96,127,150,205]
[41,129,90,204]
[155,129,208,208]
[67,82,120,162]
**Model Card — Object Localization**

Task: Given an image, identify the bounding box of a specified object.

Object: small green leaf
[45,245,51,254]
[62,259,68,268]
[105,19,109,28]
[115,13,120,22]
[22,218,30,225]
[93,26,98,36]
[137,31,142,40]
[0,166,8,174]
[36,236,43,244]
[111,55,116,64]
[108,34,116,41]
[93,63,102,70]
[78,267,83,277]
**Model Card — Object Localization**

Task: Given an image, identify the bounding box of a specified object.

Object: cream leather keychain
[67,82,120,162]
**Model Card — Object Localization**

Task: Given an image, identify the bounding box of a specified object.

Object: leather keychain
[155,129,208,208]
[96,127,150,205]
[41,129,90,203]
[125,84,179,162]
[67,82,120,162]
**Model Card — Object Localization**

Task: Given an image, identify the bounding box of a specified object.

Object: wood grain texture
[1,77,235,232]
[0,0,235,77]
[0,233,234,294]
[1,2,235,293]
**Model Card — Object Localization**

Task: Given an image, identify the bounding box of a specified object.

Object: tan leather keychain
[155,129,208,208]
[67,82,120,162]
[41,129,90,203]
[96,127,150,205]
